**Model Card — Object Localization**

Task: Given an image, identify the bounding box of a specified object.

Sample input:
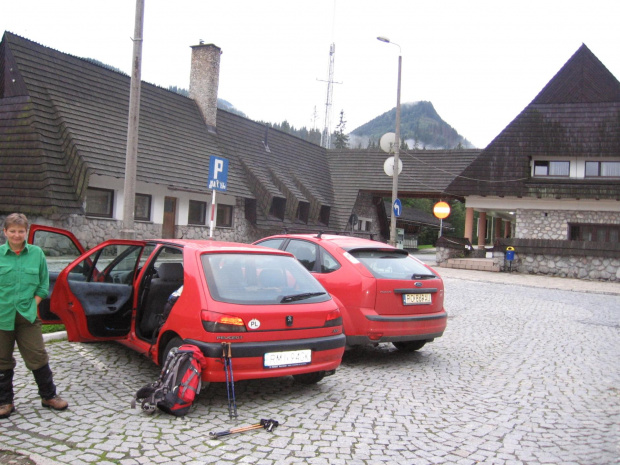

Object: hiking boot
[0,403,15,419]
[41,395,68,411]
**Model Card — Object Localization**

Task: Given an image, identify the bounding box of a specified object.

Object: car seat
[140,262,184,338]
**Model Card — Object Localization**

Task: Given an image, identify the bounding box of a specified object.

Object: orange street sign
[433,201,451,219]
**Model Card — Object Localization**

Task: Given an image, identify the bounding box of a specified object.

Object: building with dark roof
[444,44,620,280]
[1,32,473,249]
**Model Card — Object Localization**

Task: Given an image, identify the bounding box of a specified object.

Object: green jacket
[0,242,50,330]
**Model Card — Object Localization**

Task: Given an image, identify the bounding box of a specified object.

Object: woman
[0,213,68,419]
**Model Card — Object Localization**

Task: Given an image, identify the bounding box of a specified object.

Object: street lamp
[377,36,402,247]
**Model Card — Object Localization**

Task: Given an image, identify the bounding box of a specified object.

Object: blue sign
[208,155,229,192]
[393,198,402,218]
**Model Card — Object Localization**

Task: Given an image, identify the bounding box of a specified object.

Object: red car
[254,234,447,351]
[29,226,345,385]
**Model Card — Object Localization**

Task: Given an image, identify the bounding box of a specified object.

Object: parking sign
[208,156,229,192]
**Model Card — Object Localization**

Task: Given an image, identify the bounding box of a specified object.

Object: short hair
[3,213,29,230]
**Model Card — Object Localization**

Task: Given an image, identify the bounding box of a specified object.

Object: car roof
[147,239,294,256]
[264,234,397,251]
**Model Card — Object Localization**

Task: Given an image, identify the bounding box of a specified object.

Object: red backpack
[132,344,207,416]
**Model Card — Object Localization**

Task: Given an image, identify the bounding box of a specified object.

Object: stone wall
[516,209,620,240]
[1,198,257,250]
[494,251,620,282]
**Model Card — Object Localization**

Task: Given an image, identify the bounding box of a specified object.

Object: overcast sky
[2,0,619,148]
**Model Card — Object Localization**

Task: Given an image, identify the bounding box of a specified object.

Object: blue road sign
[393,198,402,218]
[208,155,229,192]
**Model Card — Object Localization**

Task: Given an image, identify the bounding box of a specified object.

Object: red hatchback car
[254,234,447,351]
[29,226,345,385]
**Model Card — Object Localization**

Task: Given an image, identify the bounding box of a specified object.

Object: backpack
[132,344,207,417]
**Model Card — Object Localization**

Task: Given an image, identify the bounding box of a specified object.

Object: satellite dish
[383,156,403,177]
[379,132,396,153]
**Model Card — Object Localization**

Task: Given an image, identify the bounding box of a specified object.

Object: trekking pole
[227,343,238,418]
[209,419,279,438]
[222,343,233,419]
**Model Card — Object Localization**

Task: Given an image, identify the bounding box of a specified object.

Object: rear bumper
[185,334,346,382]
[346,310,447,346]
[186,333,346,358]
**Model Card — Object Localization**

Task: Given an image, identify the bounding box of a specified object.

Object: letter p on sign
[208,156,229,192]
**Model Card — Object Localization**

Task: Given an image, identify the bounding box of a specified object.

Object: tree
[333,110,349,149]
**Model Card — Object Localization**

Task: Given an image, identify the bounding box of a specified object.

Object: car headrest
[156,262,184,281]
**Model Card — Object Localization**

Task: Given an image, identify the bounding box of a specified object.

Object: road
[1,268,619,465]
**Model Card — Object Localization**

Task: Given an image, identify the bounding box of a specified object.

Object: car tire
[392,341,426,352]
[161,337,183,365]
[293,371,325,385]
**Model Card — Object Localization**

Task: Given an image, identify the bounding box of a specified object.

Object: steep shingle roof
[0,31,251,216]
[446,44,620,200]
[215,110,334,229]
[327,149,480,231]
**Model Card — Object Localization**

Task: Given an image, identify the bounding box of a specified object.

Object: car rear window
[348,249,433,280]
[202,253,330,305]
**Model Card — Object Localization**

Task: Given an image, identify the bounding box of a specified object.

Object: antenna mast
[320,43,336,149]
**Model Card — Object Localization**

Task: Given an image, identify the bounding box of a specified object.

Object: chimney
[189,42,221,129]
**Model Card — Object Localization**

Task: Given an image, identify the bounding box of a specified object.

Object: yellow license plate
[403,293,432,305]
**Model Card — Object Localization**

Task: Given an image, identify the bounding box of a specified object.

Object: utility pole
[121,0,145,240]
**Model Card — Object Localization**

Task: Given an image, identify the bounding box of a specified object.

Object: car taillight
[201,310,247,333]
[324,309,342,327]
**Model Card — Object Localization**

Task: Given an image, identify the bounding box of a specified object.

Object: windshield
[202,253,330,304]
[349,249,434,280]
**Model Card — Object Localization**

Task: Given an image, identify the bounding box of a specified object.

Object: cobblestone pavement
[1,270,619,465]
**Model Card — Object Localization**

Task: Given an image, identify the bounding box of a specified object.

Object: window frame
[188,200,207,226]
[568,223,620,243]
[585,161,620,178]
[216,204,233,228]
[85,187,114,218]
[134,193,152,222]
[533,160,570,177]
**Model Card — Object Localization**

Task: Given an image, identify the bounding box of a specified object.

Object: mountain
[349,101,473,150]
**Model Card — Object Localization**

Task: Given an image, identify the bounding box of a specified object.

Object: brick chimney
[189,42,221,129]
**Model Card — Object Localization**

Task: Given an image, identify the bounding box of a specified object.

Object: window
[85,187,114,218]
[188,200,207,225]
[319,205,331,226]
[269,197,286,220]
[569,223,620,243]
[355,217,372,232]
[134,194,152,221]
[245,198,257,225]
[216,204,233,227]
[296,202,310,224]
[585,161,620,177]
[286,240,318,272]
[533,160,570,177]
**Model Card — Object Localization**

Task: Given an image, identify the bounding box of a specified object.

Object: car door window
[69,244,143,284]
[255,238,285,250]
[285,240,318,272]
[31,229,82,272]
[319,247,341,273]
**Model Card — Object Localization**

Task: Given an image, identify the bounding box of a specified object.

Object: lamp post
[377,36,402,247]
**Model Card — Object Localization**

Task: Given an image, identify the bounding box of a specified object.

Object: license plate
[403,293,432,305]
[264,349,312,368]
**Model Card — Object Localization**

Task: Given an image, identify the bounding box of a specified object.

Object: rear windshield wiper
[280,292,326,303]
[411,273,436,279]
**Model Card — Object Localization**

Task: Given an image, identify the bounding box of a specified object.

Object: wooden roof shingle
[446,44,620,200]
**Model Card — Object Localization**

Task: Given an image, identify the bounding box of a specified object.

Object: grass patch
[417,244,434,250]
[42,324,65,334]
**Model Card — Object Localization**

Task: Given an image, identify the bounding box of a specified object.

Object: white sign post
[208,156,229,238]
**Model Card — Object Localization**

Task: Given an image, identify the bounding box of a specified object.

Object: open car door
[50,239,147,342]
[28,225,86,324]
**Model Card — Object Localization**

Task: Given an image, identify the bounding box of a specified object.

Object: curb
[42,331,67,343]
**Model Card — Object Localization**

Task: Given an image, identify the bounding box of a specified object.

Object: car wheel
[392,341,426,352]
[161,337,183,365]
[293,371,325,385]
